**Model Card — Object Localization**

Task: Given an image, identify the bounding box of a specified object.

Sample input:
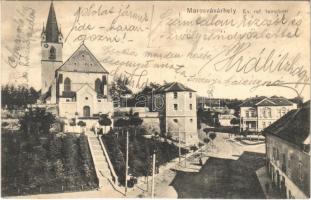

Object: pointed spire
[45,1,59,42]
[41,22,45,34]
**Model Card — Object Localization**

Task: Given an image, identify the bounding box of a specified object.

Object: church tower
[41,2,63,95]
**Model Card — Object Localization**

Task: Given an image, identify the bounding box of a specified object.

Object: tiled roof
[268,97,294,106]
[45,2,59,43]
[239,96,266,107]
[154,82,195,93]
[57,44,108,73]
[61,91,76,98]
[240,96,294,107]
[264,101,310,147]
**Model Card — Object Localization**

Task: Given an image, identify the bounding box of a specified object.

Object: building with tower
[41,2,113,130]
[153,82,199,146]
[41,2,63,96]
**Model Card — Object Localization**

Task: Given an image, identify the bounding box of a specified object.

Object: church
[41,2,113,126]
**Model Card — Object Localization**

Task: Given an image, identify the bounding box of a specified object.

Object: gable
[256,98,275,106]
[76,84,96,95]
[57,44,108,73]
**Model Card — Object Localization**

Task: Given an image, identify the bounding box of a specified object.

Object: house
[41,2,113,130]
[218,114,237,126]
[264,101,310,199]
[240,96,297,132]
[153,82,199,146]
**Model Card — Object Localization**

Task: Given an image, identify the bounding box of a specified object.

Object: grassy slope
[1,130,98,196]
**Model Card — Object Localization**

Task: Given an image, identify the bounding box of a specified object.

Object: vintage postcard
[1,0,310,199]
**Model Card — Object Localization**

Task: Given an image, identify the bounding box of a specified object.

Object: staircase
[87,134,112,188]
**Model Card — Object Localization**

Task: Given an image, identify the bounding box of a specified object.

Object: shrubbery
[102,132,188,186]
[1,130,97,196]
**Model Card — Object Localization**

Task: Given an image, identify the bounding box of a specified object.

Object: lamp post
[125,129,129,196]
[151,136,157,198]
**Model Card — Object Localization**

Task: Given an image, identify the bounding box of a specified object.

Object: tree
[109,76,133,107]
[19,107,55,136]
[127,109,143,136]
[230,118,240,126]
[1,84,39,109]
[98,114,112,134]
[77,121,86,133]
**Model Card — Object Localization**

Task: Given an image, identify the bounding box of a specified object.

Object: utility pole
[125,129,129,196]
[151,151,156,198]
[178,129,181,163]
[184,132,187,168]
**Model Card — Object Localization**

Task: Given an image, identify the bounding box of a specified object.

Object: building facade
[264,101,310,199]
[240,96,297,132]
[41,2,113,128]
[153,82,199,146]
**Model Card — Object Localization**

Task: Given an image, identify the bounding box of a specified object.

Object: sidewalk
[256,167,282,199]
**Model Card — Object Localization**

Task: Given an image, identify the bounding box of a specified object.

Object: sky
[1,1,310,100]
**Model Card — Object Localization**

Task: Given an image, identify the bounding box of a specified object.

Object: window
[281,107,286,116]
[263,109,266,118]
[189,92,192,98]
[174,92,178,99]
[102,75,107,85]
[298,162,303,181]
[58,73,63,83]
[268,108,272,118]
[83,106,91,117]
[85,97,88,100]
[288,153,292,169]
[49,46,56,60]
[246,111,249,117]
[173,119,178,123]
[64,77,71,92]
[250,110,255,117]
[263,122,266,128]
[66,99,70,102]
[273,147,277,160]
[190,104,193,110]
[174,104,178,110]
[95,78,102,95]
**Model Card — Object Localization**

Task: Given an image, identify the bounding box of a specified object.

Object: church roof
[155,82,196,93]
[45,2,60,43]
[57,43,109,73]
[264,101,310,148]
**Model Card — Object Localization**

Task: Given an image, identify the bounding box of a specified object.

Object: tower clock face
[44,44,49,48]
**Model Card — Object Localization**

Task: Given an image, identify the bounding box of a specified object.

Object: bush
[2,122,9,127]
[203,138,210,143]
[190,145,198,151]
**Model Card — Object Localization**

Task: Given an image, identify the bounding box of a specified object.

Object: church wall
[58,71,108,96]
[41,61,62,94]
[59,102,76,118]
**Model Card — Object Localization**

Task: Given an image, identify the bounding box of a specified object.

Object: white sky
[1,1,310,100]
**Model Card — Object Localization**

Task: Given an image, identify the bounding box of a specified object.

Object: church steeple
[41,1,63,97]
[45,2,61,43]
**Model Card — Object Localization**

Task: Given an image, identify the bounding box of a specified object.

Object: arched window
[49,46,56,60]
[64,77,71,92]
[83,106,91,117]
[95,78,102,95]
